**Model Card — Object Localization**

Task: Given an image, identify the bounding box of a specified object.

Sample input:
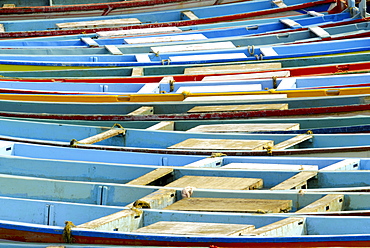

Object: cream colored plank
[183,94,287,101]
[135,54,151,63]
[135,221,255,236]
[129,189,176,209]
[320,159,360,171]
[105,45,123,55]
[164,176,263,190]
[97,27,182,37]
[146,121,174,131]
[81,37,100,47]
[280,19,301,28]
[307,11,325,17]
[76,128,125,145]
[249,217,305,236]
[151,41,236,54]
[184,62,282,75]
[222,163,318,171]
[201,71,290,81]
[164,198,292,213]
[56,18,141,29]
[309,26,331,38]
[260,47,279,56]
[181,10,199,20]
[127,106,154,116]
[0,24,5,32]
[186,123,300,133]
[187,103,288,113]
[272,0,287,7]
[131,67,143,76]
[272,134,313,150]
[168,138,273,150]
[125,34,207,44]
[126,168,174,186]
[296,194,344,213]
[276,78,297,89]
[270,171,318,190]
[137,83,160,93]
[169,53,247,62]
[176,84,262,93]
[2,4,15,7]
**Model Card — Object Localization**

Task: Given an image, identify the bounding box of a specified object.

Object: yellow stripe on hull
[0,87,369,102]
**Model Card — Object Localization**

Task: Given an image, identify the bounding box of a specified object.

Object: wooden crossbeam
[296,194,344,213]
[151,41,236,54]
[128,189,177,209]
[272,134,313,150]
[126,168,174,186]
[71,128,125,145]
[309,26,331,39]
[127,106,154,116]
[105,45,123,55]
[248,217,305,236]
[164,198,292,213]
[134,221,255,236]
[2,4,15,7]
[146,121,174,131]
[272,0,287,7]
[181,10,199,20]
[0,24,5,32]
[186,123,300,133]
[187,103,288,113]
[131,67,143,76]
[280,19,301,28]
[81,37,100,47]
[270,171,318,190]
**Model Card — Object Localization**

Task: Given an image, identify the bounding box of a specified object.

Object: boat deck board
[163,198,292,213]
[186,123,300,133]
[126,168,174,186]
[270,171,318,190]
[187,104,289,113]
[56,18,141,29]
[164,176,263,190]
[183,62,282,74]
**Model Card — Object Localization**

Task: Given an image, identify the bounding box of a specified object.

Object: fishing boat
[0,117,370,157]
[0,0,247,21]
[0,0,339,38]
[0,12,357,50]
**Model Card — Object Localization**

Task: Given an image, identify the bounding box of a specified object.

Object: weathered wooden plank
[2,4,15,7]
[81,37,100,47]
[126,168,174,186]
[320,159,360,171]
[105,45,123,55]
[309,26,331,39]
[187,103,288,113]
[183,94,287,101]
[135,221,255,236]
[164,198,292,213]
[129,189,177,209]
[164,176,263,190]
[146,121,174,131]
[186,123,300,133]
[74,128,125,145]
[0,24,5,32]
[221,163,318,171]
[124,34,207,44]
[170,53,247,62]
[272,0,287,7]
[272,134,313,150]
[97,27,182,37]
[184,62,282,75]
[181,10,199,20]
[131,67,143,76]
[307,10,325,16]
[270,171,318,190]
[176,84,262,93]
[201,71,290,81]
[56,18,141,29]
[127,106,154,116]
[168,138,274,150]
[249,217,305,236]
[296,194,344,213]
[151,41,236,54]
[280,19,301,28]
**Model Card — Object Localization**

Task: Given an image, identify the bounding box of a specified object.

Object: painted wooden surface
[186,123,300,133]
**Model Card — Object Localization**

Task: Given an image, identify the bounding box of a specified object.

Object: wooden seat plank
[151,41,236,54]
[307,11,325,16]
[81,37,100,47]
[74,128,125,145]
[164,176,263,190]
[164,198,292,213]
[184,62,282,75]
[176,84,262,93]
[270,171,318,190]
[135,54,151,63]
[126,168,174,186]
[187,103,288,113]
[146,121,174,131]
[296,194,344,213]
[276,78,297,89]
[260,47,279,56]
[105,45,123,55]
[201,70,290,81]
[3,4,15,7]
[97,27,182,37]
[0,24,5,32]
[167,138,274,150]
[135,221,255,236]
[272,134,313,150]
[280,19,301,28]
[169,53,247,62]
[186,123,300,133]
[248,217,305,236]
[181,10,199,20]
[131,67,143,76]
[309,26,331,39]
[272,0,287,7]
[124,34,207,44]
[127,106,154,116]
[56,18,141,29]
[129,189,177,209]
[183,94,287,101]
[222,163,318,171]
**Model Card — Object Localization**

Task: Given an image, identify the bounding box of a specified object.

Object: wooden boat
[0,12,357,50]
[2,72,370,95]
[0,0,246,21]
[0,117,370,157]
[0,0,338,38]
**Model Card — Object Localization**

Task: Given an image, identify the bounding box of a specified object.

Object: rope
[62,221,76,243]
[263,145,273,155]
[210,153,226,158]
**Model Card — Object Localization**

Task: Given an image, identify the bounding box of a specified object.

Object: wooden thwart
[187,103,288,113]
[126,168,174,186]
[56,18,141,29]
[146,121,174,131]
[270,171,318,190]
[105,45,123,55]
[309,26,331,39]
[127,106,154,116]
[2,4,15,7]
[164,176,263,190]
[81,37,99,47]
[135,221,255,236]
[168,138,274,150]
[272,134,313,150]
[184,62,282,75]
[72,128,125,145]
[249,217,305,236]
[181,10,199,20]
[186,123,300,133]
[151,41,236,54]
[280,19,301,28]
[131,67,143,76]
[296,194,344,213]
[164,198,292,213]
